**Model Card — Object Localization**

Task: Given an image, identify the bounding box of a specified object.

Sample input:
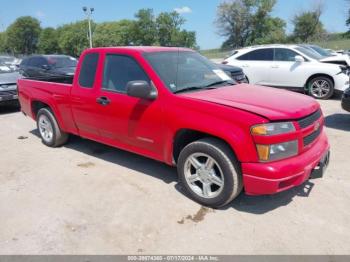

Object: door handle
[241,64,249,68]
[271,65,279,68]
[96,96,111,106]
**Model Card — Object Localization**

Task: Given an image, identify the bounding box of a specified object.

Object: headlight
[256,140,298,162]
[251,122,295,136]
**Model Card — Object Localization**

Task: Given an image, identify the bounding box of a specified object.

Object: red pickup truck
[18,47,330,208]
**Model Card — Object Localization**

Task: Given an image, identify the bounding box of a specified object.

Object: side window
[27,58,35,66]
[274,48,299,62]
[102,54,149,93]
[31,57,47,67]
[78,53,99,88]
[237,49,273,61]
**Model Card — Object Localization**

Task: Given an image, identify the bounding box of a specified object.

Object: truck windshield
[143,51,234,93]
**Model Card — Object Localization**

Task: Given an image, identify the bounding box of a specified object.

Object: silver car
[0,63,21,105]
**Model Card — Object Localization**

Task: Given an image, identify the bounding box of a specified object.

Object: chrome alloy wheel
[310,79,331,98]
[184,153,224,199]
[38,114,53,143]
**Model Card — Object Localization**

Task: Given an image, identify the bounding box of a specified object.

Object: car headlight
[251,122,295,136]
[256,140,298,162]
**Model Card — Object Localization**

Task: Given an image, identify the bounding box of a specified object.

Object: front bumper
[0,89,18,102]
[334,73,350,92]
[242,130,330,195]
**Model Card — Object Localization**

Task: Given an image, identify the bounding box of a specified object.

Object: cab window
[102,54,149,93]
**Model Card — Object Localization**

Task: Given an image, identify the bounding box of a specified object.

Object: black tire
[177,138,243,208]
[308,76,334,100]
[36,108,69,147]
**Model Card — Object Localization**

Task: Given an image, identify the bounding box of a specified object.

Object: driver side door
[94,53,165,157]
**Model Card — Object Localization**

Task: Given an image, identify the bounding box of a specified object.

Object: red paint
[18,47,330,195]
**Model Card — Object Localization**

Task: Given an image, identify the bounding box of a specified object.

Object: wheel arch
[172,128,240,165]
[31,100,67,131]
[305,73,334,90]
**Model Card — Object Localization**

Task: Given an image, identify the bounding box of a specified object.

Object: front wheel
[37,108,69,147]
[308,76,334,100]
[177,138,243,208]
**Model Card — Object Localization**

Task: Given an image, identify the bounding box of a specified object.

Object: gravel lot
[0,97,349,255]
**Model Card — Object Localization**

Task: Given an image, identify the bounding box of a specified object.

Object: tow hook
[310,151,330,179]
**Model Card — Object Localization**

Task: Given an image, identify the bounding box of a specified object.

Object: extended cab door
[234,48,274,85]
[89,52,164,157]
[70,52,102,137]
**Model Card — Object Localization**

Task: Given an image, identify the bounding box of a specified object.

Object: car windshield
[296,47,324,60]
[0,57,16,64]
[47,56,78,68]
[143,51,234,93]
[309,46,332,57]
[0,63,12,74]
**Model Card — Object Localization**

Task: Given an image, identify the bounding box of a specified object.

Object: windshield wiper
[173,86,208,94]
[204,80,235,88]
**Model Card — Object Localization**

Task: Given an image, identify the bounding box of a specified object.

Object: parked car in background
[0,63,21,105]
[300,44,350,67]
[218,64,248,83]
[0,56,21,71]
[223,44,350,99]
[341,88,350,112]
[19,55,77,78]
[18,46,330,208]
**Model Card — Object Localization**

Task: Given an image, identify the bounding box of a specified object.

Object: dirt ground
[0,97,349,255]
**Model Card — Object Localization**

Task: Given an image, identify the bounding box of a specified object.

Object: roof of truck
[90,46,193,53]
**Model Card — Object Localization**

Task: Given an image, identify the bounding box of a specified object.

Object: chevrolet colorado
[18,47,330,208]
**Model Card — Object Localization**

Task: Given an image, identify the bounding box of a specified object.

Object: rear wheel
[308,76,334,99]
[37,108,68,147]
[177,138,243,208]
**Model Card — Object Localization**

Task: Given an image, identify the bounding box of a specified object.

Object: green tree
[156,11,197,48]
[215,0,285,48]
[57,20,92,57]
[38,27,60,54]
[292,6,326,42]
[6,16,41,54]
[0,32,9,53]
[156,11,185,46]
[94,20,134,47]
[131,9,158,45]
[253,17,286,44]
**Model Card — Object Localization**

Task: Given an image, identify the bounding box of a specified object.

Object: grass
[314,39,350,50]
[200,39,350,59]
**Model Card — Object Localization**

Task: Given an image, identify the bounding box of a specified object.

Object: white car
[223,44,350,99]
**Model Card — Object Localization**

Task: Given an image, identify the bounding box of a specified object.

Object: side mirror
[295,55,305,63]
[126,81,157,100]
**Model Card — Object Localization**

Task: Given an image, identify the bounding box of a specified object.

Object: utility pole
[82,6,94,48]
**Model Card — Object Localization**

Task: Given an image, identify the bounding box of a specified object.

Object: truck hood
[181,84,320,121]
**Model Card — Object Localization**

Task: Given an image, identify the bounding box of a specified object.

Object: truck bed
[17,78,74,131]
[23,75,74,84]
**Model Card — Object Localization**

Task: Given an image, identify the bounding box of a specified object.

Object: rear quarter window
[78,53,99,88]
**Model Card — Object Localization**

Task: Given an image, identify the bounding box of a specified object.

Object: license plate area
[310,151,330,179]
